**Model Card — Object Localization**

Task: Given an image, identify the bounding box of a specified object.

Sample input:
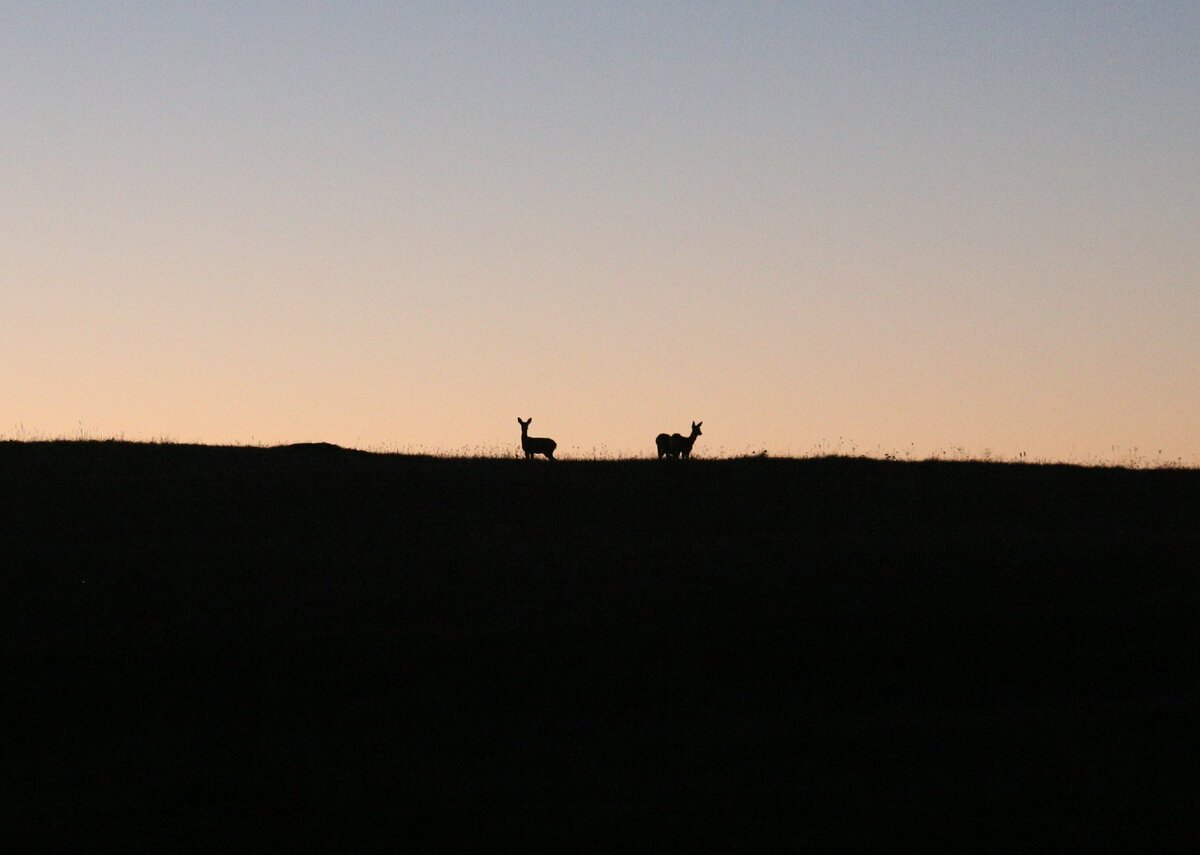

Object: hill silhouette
[3,441,1197,850]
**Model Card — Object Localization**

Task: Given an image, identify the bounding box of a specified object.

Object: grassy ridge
[4,441,1198,849]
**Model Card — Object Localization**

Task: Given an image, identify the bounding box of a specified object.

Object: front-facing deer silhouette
[517,417,557,460]
[656,421,702,459]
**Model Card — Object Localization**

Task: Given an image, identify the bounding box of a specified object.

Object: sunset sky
[4,2,1197,461]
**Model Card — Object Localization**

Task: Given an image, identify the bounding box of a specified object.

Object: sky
[3,2,1198,462]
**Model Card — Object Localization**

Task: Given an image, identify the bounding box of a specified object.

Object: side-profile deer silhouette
[656,421,702,459]
[517,417,557,460]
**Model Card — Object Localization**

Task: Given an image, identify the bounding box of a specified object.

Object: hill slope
[4,442,1198,849]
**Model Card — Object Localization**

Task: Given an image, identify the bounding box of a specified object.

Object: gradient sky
[4,2,1198,461]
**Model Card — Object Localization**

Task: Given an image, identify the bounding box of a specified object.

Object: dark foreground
[3,441,1198,850]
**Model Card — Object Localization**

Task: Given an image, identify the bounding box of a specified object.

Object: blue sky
[4,2,1198,460]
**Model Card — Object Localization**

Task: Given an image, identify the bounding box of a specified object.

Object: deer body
[517,417,557,460]
[656,421,702,459]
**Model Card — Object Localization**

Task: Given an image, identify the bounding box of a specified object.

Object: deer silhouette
[517,417,557,460]
[656,421,702,459]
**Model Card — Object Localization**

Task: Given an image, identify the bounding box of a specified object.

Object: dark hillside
[3,441,1198,849]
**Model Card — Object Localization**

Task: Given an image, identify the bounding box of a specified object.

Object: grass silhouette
[3,440,1197,849]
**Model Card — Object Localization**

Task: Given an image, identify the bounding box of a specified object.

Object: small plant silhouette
[656,421,702,460]
[517,417,557,460]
